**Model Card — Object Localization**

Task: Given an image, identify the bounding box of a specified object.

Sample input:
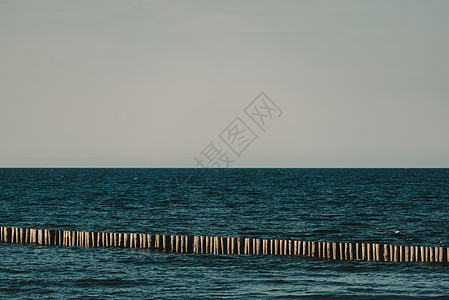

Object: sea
[1,168,448,299]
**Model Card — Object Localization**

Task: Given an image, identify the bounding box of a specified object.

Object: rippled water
[1,168,449,298]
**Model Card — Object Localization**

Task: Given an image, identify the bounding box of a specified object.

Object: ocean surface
[1,168,449,298]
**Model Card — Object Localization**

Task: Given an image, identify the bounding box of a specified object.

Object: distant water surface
[1,168,448,298]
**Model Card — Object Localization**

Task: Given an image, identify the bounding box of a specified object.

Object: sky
[1,0,448,167]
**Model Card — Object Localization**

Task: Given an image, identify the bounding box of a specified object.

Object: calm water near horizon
[1,168,449,298]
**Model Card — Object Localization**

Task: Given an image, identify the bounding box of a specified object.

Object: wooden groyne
[1,226,448,263]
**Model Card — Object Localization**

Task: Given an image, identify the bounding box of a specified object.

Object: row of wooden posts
[1,226,448,263]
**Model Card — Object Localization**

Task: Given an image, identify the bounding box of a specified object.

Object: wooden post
[65,230,69,246]
[322,241,327,258]
[394,245,399,262]
[389,245,394,261]
[361,243,366,261]
[101,232,105,247]
[73,231,77,247]
[13,227,18,243]
[12,228,16,243]
[112,233,117,247]
[116,233,122,248]
[213,237,219,254]
[130,233,135,248]
[311,242,316,258]
[244,238,250,255]
[19,228,24,244]
[429,247,434,262]
[226,237,232,254]
[204,236,209,254]
[317,242,322,258]
[106,232,111,247]
[339,243,343,260]
[228,237,237,254]
[236,237,242,255]
[303,241,308,257]
[161,235,168,252]
[200,235,205,254]
[37,229,43,245]
[16,228,20,243]
[193,236,199,253]
[135,233,140,248]
[63,229,69,247]
[410,245,415,262]
[355,243,360,260]
[439,247,444,262]
[332,242,337,260]
[349,243,355,260]
[263,239,269,255]
[182,235,187,253]
[415,245,420,262]
[27,228,32,244]
[343,243,349,260]
[326,242,331,259]
[368,244,374,261]
[11,227,16,243]
[199,236,204,253]
[29,228,36,244]
[27,228,33,244]
[384,244,389,261]
[125,233,130,248]
[52,228,60,246]
[90,232,95,247]
[209,236,214,254]
[405,246,410,262]
[253,238,260,255]
[274,239,279,255]
[81,231,85,247]
[68,230,72,246]
[399,245,403,262]
[178,235,182,253]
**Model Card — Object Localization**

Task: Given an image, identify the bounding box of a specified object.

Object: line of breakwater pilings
[1,226,448,263]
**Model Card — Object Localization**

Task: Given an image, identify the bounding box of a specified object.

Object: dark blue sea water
[1,168,449,298]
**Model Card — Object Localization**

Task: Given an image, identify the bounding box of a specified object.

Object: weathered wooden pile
[1,226,447,263]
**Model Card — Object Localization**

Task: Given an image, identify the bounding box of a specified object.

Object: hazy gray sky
[1,0,448,167]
